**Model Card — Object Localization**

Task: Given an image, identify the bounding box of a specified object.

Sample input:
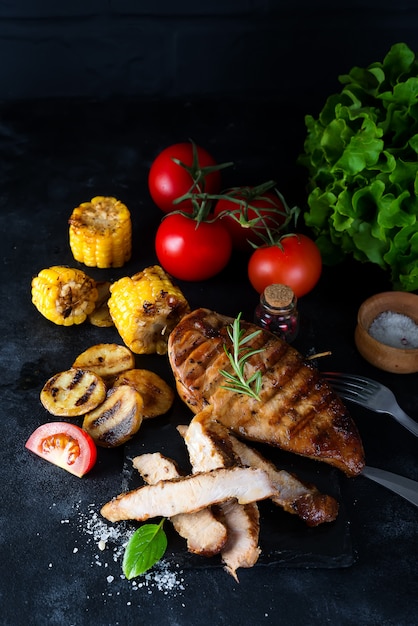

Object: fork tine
[322,372,418,437]
[323,372,380,394]
[331,389,367,405]
[323,372,380,386]
[325,383,367,402]
[322,372,378,400]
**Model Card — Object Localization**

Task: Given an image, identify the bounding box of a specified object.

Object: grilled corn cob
[87,281,114,327]
[68,196,132,268]
[108,265,190,354]
[31,266,98,326]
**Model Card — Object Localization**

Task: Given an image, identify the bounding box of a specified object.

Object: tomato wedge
[25,422,97,478]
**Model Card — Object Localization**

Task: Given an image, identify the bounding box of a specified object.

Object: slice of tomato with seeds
[25,422,97,478]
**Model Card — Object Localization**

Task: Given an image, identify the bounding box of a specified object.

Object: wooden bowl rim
[357,291,418,330]
[355,291,418,372]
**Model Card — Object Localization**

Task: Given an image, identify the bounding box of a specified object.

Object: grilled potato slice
[72,343,135,384]
[88,281,114,328]
[40,368,106,417]
[82,385,143,447]
[113,368,175,418]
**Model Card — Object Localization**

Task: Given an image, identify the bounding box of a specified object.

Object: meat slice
[182,406,239,471]
[100,466,275,523]
[168,308,365,477]
[133,452,181,484]
[132,452,227,557]
[229,435,339,526]
[219,499,260,580]
[182,408,262,581]
[180,415,339,527]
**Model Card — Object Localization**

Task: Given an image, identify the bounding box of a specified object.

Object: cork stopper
[263,284,294,308]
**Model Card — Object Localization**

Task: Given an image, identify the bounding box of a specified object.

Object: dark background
[1,4,418,626]
[1,0,417,110]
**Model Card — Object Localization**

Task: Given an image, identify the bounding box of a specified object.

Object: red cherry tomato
[155,213,232,281]
[248,234,322,298]
[214,190,286,251]
[148,142,221,213]
[25,422,97,478]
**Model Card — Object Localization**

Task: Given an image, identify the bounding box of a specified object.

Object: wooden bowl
[354,291,418,373]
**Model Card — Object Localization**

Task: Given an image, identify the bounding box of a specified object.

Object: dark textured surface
[0,2,417,103]
[1,99,418,626]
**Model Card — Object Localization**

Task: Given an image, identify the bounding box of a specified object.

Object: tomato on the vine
[155,213,232,281]
[148,142,222,213]
[25,422,97,478]
[214,189,286,251]
[248,234,322,298]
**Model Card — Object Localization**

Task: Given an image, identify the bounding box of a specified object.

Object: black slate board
[121,394,354,570]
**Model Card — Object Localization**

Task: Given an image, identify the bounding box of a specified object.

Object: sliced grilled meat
[184,407,339,519]
[168,308,365,477]
[229,435,339,526]
[100,466,276,523]
[218,499,260,582]
[132,452,227,557]
[182,406,239,471]
[182,408,262,581]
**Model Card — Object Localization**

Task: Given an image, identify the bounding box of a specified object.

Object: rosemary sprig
[220,312,263,401]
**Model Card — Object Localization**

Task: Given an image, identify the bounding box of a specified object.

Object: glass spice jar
[254,283,299,342]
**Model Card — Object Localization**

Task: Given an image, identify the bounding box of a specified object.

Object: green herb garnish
[122,519,167,579]
[220,312,263,401]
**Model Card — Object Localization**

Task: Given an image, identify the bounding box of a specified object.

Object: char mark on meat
[168,308,365,477]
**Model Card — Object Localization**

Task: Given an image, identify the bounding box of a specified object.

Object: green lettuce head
[300,42,418,291]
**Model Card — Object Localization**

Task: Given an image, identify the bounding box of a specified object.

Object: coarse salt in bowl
[354,291,418,373]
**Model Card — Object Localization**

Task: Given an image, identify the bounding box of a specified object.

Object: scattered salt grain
[369,311,418,349]
[70,501,186,596]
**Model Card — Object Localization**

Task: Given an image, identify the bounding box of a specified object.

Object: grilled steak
[133,452,228,557]
[168,308,365,477]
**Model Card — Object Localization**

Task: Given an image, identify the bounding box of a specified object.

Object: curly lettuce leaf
[300,42,418,291]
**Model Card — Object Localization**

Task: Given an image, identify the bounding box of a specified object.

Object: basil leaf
[122,520,167,579]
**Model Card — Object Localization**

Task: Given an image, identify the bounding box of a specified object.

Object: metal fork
[323,372,418,437]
